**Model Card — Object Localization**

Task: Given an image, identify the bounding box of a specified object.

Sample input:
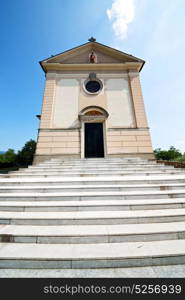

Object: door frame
[82,121,107,158]
[79,106,108,159]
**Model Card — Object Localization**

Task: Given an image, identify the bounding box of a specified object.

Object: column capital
[128,70,139,78]
[46,72,57,79]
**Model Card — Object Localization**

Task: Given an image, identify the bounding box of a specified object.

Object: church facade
[34,39,154,164]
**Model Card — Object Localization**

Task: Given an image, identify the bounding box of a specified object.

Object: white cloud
[106,0,136,39]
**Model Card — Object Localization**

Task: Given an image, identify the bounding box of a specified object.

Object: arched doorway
[79,106,109,158]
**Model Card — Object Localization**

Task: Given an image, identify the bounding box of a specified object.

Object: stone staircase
[0,157,185,277]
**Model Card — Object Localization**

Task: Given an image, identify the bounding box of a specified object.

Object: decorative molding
[79,106,109,118]
[79,115,106,122]
[42,62,142,72]
[54,72,129,80]
[46,72,57,79]
[128,70,139,78]
[39,128,80,132]
[107,127,150,131]
[82,75,104,96]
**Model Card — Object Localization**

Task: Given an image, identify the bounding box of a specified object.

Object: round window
[84,79,103,94]
[85,80,101,93]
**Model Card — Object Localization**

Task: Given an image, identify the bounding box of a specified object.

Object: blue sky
[0,0,185,152]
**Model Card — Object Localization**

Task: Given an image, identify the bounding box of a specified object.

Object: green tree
[0,148,17,168]
[0,149,17,164]
[154,146,182,161]
[16,139,36,166]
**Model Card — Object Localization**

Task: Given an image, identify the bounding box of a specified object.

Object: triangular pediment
[41,41,144,65]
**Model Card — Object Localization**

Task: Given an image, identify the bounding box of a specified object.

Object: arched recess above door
[79,106,109,122]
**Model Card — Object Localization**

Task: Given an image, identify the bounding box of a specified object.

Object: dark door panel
[85,123,104,158]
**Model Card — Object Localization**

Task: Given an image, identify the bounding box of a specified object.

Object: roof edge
[39,40,145,73]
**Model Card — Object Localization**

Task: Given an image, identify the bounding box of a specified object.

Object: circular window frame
[83,78,103,95]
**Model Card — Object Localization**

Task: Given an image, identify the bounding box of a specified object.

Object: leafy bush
[154,146,182,161]
[175,154,185,163]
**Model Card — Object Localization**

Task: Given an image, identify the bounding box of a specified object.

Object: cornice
[42,62,143,73]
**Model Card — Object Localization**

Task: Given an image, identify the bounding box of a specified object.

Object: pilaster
[40,72,56,129]
[128,71,148,128]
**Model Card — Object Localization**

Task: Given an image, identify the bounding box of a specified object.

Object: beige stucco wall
[106,78,134,127]
[107,129,153,155]
[47,72,136,128]
[79,77,107,112]
[52,79,79,128]
[36,130,80,155]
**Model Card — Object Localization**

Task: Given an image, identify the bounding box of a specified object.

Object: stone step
[1,157,185,275]
[1,183,185,193]
[0,208,185,225]
[13,169,180,175]
[41,165,160,169]
[7,170,185,178]
[45,162,149,167]
[25,168,175,173]
[1,264,185,278]
[51,161,151,165]
[1,175,185,186]
[50,158,146,162]
[15,167,180,173]
[0,198,185,212]
[0,190,185,201]
[36,162,161,167]
[46,163,156,167]
[55,163,159,167]
[0,239,185,268]
[39,159,156,163]
[1,222,185,244]
[27,166,171,171]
